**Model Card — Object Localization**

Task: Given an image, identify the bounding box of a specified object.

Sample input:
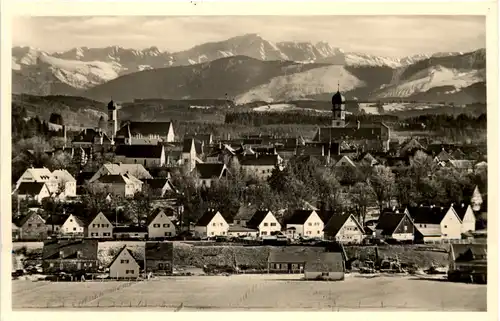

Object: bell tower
[331,83,346,128]
[107,99,118,141]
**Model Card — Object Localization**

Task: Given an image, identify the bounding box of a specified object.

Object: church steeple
[107,99,118,143]
[331,84,346,128]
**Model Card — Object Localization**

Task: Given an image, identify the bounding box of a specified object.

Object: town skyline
[13,15,485,57]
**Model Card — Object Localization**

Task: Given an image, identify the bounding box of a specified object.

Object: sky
[12,16,485,57]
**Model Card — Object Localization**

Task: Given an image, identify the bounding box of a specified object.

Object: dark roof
[228,226,259,232]
[286,210,315,225]
[246,210,272,229]
[452,204,470,221]
[72,128,111,144]
[195,209,221,226]
[304,252,345,273]
[113,226,148,233]
[42,239,98,260]
[17,182,46,195]
[117,121,173,137]
[375,213,407,235]
[97,174,130,184]
[324,213,362,236]
[143,178,175,191]
[451,244,487,262]
[317,211,335,224]
[107,246,142,268]
[13,212,44,227]
[234,204,258,220]
[194,163,226,179]
[145,208,174,225]
[182,138,196,153]
[45,214,70,226]
[407,206,449,224]
[115,145,164,159]
[145,242,174,261]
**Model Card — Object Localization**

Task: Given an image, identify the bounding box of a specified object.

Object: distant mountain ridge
[12,34,485,104]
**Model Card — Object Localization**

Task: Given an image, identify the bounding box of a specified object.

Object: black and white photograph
[2,2,497,314]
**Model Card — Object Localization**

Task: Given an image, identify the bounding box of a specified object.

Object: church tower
[107,99,118,141]
[331,84,346,128]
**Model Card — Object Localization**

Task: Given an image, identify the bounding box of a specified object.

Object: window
[322,272,329,276]
[261,231,267,235]
[211,232,215,235]
[424,224,427,228]
[444,225,447,228]
[37,224,41,227]
[163,224,170,228]
[213,223,216,226]
[308,223,312,226]
[154,224,160,228]
[96,224,100,228]
[263,223,268,227]
[121,259,129,264]
[73,227,77,231]
[165,232,171,236]
[28,224,32,227]
[93,224,97,228]
[317,231,320,234]
[220,223,223,226]
[70,219,73,222]
[104,233,110,237]
[404,226,408,232]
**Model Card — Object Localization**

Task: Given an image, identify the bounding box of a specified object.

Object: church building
[312,87,391,152]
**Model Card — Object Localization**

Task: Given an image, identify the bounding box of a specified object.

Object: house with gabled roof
[87,212,114,238]
[471,186,483,212]
[193,163,229,188]
[142,178,178,197]
[233,203,258,226]
[193,209,229,238]
[42,239,99,274]
[375,211,415,242]
[108,246,142,279]
[408,205,462,243]
[334,155,357,168]
[448,243,487,283]
[52,169,77,198]
[89,163,152,183]
[239,154,283,180]
[182,138,204,171]
[15,182,52,203]
[358,152,379,167]
[13,212,48,241]
[285,210,324,239]
[145,242,174,275]
[114,144,166,167]
[60,214,88,237]
[246,210,281,237]
[92,173,143,197]
[147,209,177,239]
[323,213,365,244]
[304,252,345,281]
[72,128,112,148]
[45,214,69,236]
[452,203,476,234]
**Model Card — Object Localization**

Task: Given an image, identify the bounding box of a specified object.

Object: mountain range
[12,33,486,104]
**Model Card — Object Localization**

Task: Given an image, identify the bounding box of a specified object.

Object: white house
[108,246,141,279]
[147,209,177,239]
[285,210,324,239]
[453,203,476,234]
[193,209,229,238]
[15,167,58,194]
[91,173,143,198]
[60,214,87,236]
[89,163,153,183]
[408,206,463,243]
[245,210,281,237]
[323,213,365,244]
[15,182,52,203]
[87,212,114,238]
[52,169,77,198]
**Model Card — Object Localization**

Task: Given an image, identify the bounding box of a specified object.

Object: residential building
[145,242,174,275]
[334,155,357,168]
[142,178,177,197]
[267,247,325,274]
[246,210,281,237]
[375,211,415,242]
[60,214,88,237]
[182,138,204,171]
[193,163,229,188]
[91,173,143,197]
[89,163,152,183]
[87,212,114,238]
[227,226,259,238]
[193,209,229,238]
[108,246,141,279]
[13,212,48,241]
[147,209,177,239]
[239,154,283,180]
[452,204,477,234]
[448,243,487,283]
[42,239,99,274]
[408,206,463,243]
[72,128,113,148]
[51,169,77,198]
[304,252,345,281]
[233,203,258,226]
[114,145,166,167]
[285,210,324,239]
[15,182,51,203]
[45,214,68,236]
[15,167,58,193]
[323,213,365,244]
[471,186,483,212]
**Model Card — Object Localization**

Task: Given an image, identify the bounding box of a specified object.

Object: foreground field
[12,274,486,311]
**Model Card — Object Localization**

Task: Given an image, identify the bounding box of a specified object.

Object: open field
[12,274,486,311]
